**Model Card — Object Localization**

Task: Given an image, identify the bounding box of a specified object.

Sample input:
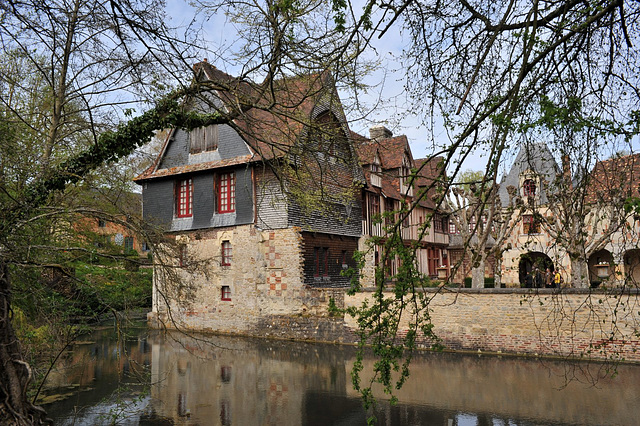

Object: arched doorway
[623,249,640,286]
[518,252,553,287]
[587,249,614,288]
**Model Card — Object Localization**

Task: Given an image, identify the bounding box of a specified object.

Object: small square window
[221,285,231,301]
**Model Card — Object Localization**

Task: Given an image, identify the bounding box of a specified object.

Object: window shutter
[205,126,218,151]
[190,127,203,154]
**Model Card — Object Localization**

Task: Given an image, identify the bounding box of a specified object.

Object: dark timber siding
[302,232,358,287]
[142,179,174,227]
[141,166,254,232]
[159,124,251,170]
[288,199,362,237]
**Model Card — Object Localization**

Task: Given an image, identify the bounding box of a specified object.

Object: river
[41,324,640,425]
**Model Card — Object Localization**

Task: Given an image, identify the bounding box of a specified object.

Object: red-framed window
[523,179,536,197]
[176,178,193,218]
[523,214,540,234]
[221,285,231,301]
[221,241,232,266]
[217,172,236,213]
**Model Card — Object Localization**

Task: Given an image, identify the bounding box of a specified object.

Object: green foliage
[340,222,442,422]
[75,263,152,312]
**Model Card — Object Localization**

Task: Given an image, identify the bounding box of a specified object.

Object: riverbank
[149,287,640,363]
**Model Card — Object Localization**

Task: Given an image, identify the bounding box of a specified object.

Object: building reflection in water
[145,329,640,426]
[43,326,640,425]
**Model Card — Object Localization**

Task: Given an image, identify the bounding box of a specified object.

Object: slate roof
[498,142,560,207]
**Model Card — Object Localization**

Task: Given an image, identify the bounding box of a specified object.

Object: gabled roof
[355,131,445,210]
[136,62,350,181]
[195,62,343,162]
[414,157,446,210]
[356,134,413,170]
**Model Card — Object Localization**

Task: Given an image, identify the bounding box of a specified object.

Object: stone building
[135,62,365,332]
[496,144,640,287]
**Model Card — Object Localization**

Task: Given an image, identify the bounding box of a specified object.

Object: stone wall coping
[355,287,640,295]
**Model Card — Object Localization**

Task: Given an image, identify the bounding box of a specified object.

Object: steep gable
[498,142,560,207]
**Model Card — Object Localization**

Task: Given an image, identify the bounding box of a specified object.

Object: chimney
[369,125,392,142]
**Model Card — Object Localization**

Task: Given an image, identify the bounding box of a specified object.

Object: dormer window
[523,179,536,197]
[399,155,413,196]
[371,154,381,187]
[190,125,218,154]
[311,112,347,158]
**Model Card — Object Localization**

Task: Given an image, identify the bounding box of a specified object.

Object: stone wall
[345,288,640,361]
[151,243,640,362]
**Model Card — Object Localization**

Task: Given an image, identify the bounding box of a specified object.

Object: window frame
[175,178,193,218]
[221,240,232,266]
[190,125,219,154]
[221,285,231,301]
[523,178,536,198]
[124,236,134,252]
[217,172,236,214]
[522,214,541,234]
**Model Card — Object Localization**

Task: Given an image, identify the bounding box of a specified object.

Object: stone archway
[588,249,614,288]
[623,249,640,286]
[518,252,553,288]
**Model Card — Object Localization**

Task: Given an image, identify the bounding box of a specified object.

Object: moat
[42,324,640,425]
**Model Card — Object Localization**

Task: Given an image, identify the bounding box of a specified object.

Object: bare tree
[446,171,521,288]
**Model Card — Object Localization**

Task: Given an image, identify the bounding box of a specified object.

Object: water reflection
[44,326,640,425]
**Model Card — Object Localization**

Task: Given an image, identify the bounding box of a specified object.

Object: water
[42,325,640,425]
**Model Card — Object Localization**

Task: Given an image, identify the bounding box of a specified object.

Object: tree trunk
[494,254,503,288]
[471,259,485,288]
[0,263,51,425]
[570,257,590,289]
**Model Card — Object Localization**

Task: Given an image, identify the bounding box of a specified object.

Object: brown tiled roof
[136,62,346,181]
[200,64,335,162]
[414,157,446,210]
[355,134,412,169]
[135,155,254,181]
[586,153,640,204]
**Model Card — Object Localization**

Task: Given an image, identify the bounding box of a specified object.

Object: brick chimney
[369,125,392,142]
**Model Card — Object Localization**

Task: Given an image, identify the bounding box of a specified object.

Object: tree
[0,0,377,422]
[446,170,521,288]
